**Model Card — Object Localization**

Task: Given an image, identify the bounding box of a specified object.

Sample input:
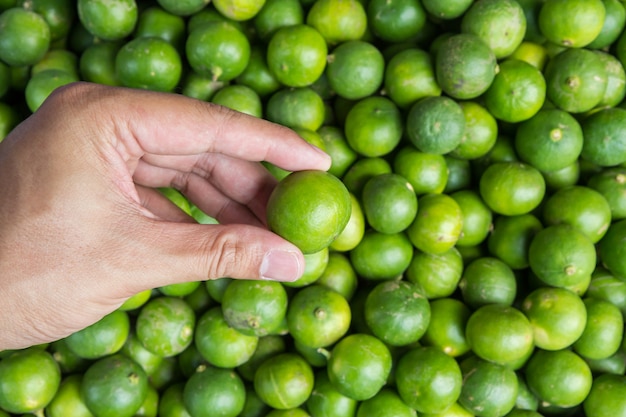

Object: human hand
[0,83,331,350]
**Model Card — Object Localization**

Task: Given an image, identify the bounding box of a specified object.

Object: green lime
[573,297,624,360]
[406,96,465,155]
[421,298,471,357]
[395,346,463,414]
[364,280,430,346]
[594,50,626,108]
[25,69,79,113]
[544,47,608,114]
[49,339,90,375]
[239,386,270,417]
[186,21,250,81]
[405,247,464,299]
[539,0,606,47]
[422,0,472,19]
[65,310,130,360]
[521,286,587,350]
[509,40,548,71]
[329,193,365,252]
[121,331,163,377]
[79,41,121,86]
[367,0,427,43]
[0,7,50,67]
[221,279,288,336]
[583,374,626,417]
[444,156,472,193]
[134,6,185,51]
[327,333,392,401]
[267,24,327,87]
[528,224,596,290]
[306,0,367,45]
[466,304,533,367]
[586,266,626,318]
[266,170,351,254]
[253,0,303,41]
[136,296,195,357]
[487,213,543,270]
[588,167,626,220]
[235,44,281,98]
[315,252,358,301]
[45,374,92,417]
[349,230,414,281]
[236,335,286,382]
[406,193,463,255]
[461,0,526,58]
[543,160,581,190]
[341,156,392,197]
[159,281,200,297]
[383,47,441,109]
[326,40,384,100]
[581,107,626,167]
[514,108,584,173]
[254,352,314,409]
[458,357,519,417]
[266,86,325,131]
[306,370,358,417]
[286,284,351,348]
[515,0,545,43]
[178,344,209,379]
[0,348,61,414]
[265,409,309,417]
[451,190,493,248]
[194,306,258,368]
[158,382,191,417]
[156,0,210,16]
[317,125,358,179]
[435,33,498,100]
[119,289,152,311]
[356,388,416,417]
[81,354,148,417]
[361,173,418,234]
[599,219,626,279]
[184,365,245,417]
[77,0,137,40]
[450,100,498,160]
[393,146,448,195]
[588,0,626,49]
[484,59,546,123]
[459,256,517,308]
[525,349,592,408]
[212,0,266,21]
[115,36,182,92]
[479,161,546,216]
[211,84,262,118]
[344,96,403,157]
[31,49,79,79]
[542,185,612,243]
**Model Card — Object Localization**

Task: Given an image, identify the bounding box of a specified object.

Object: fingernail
[260,250,302,282]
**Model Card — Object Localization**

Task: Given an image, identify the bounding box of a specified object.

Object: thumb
[131,222,305,291]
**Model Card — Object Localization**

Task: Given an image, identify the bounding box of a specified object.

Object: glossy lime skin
[0,7,51,67]
[77,0,138,41]
[0,348,61,414]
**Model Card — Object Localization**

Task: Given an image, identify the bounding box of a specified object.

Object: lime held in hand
[266,170,351,254]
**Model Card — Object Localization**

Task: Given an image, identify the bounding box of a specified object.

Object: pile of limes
[3,0,626,416]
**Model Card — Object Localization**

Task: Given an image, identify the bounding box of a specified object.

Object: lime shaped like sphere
[266,170,351,254]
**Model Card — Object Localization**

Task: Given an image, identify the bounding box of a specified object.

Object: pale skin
[0,82,331,350]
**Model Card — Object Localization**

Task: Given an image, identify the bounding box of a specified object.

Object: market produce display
[2,0,626,416]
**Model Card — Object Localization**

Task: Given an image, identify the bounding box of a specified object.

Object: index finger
[83,84,332,172]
